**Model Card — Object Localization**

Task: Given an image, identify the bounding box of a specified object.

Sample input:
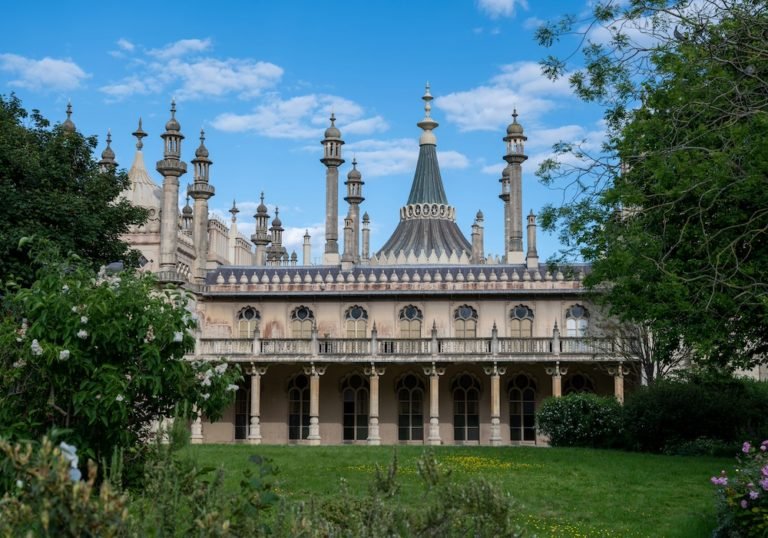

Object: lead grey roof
[406,144,448,205]
[377,216,471,259]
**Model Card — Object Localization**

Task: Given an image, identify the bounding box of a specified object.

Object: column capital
[248,363,268,376]
[423,361,446,377]
[545,361,568,377]
[483,362,507,377]
[363,362,386,377]
[304,362,327,377]
[607,362,630,377]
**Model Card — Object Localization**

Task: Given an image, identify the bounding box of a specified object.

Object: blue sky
[1,0,605,263]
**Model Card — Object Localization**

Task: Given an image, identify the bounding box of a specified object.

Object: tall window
[291,306,314,338]
[452,374,481,442]
[510,305,534,337]
[399,305,423,338]
[454,305,478,338]
[288,374,310,440]
[341,374,369,441]
[397,374,425,441]
[566,305,589,337]
[234,382,249,440]
[509,375,537,442]
[564,373,595,395]
[345,306,368,338]
[237,307,261,338]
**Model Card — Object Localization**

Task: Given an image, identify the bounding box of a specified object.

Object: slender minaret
[268,208,284,266]
[62,101,76,133]
[499,166,511,253]
[188,129,215,283]
[303,230,311,266]
[98,130,117,172]
[502,109,527,264]
[228,200,239,264]
[526,209,539,270]
[156,100,188,281]
[320,113,344,265]
[471,210,485,264]
[181,195,193,233]
[251,193,270,266]
[361,212,370,263]
[341,214,354,269]
[344,158,365,263]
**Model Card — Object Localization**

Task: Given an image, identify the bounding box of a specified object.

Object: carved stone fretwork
[607,362,630,404]
[545,361,568,397]
[484,362,507,446]
[364,362,387,445]
[422,362,446,445]
[247,364,268,444]
[400,203,456,221]
[303,362,326,445]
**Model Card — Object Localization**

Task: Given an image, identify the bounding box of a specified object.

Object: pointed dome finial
[194,128,209,158]
[417,82,439,145]
[100,129,116,162]
[165,99,181,132]
[229,199,239,219]
[324,112,341,139]
[272,206,282,228]
[62,100,76,133]
[506,108,525,136]
[132,117,147,150]
[182,193,193,215]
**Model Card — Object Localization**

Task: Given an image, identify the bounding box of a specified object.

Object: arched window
[566,304,590,337]
[510,305,534,338]
[288,374,310,440]
[345,305,368,338]
[509,375,537,442]
[291,306,314,338]
[399,305,423,338]
[234,380,249,440]
[454,305,478,338]
[341,374,369,441]
[564,373,595,395]
[237,307,261,338]
[396,374,425,441]
[452,374,481,442]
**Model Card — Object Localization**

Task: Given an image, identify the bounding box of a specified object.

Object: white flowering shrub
[537,393,625,448]
[0,247,241,481]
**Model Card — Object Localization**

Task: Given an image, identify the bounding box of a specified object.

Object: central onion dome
[375,84,471,264]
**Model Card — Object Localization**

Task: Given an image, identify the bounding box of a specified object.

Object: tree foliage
[536,0,768,368]
[0,243,240,468]
[0,95,147,286]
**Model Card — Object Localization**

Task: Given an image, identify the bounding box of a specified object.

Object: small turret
[303,230,312,266]
[98,130,117,172]
[62,101,76,133]
[251,192,270,266]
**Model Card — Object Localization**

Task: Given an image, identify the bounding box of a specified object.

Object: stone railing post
[552,321,561,356]
[370,322,378,357]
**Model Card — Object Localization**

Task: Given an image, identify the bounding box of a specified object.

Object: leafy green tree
[0,243,240,469]
[0,95,147,286]
[536,0,768,369]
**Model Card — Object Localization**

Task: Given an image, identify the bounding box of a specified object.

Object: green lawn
[186,444,729,537]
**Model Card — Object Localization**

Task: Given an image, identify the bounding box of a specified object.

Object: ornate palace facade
[93,86,636,445]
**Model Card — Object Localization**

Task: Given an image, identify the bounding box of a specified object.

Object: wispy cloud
[116,38,135,52]
[476,0,528,19]
[148,38,212,59]
[435,61,572,132]
[0,53,89,91]
[211,94,387,138]
[344,138,469,177]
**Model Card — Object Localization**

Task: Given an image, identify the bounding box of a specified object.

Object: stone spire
[526,209,539,270]
[267,207,285,265]
[156,99,188,282]
[362,212,370,263]
[502,109,527,264]
[98,130,117,172]
[228,200,239,264]
[188,128,215,283]
[417,82,438,146]
[181,194,193,233]
[303,229,311,266]
[471,210,485,264]
[62,101,76,133]
[344,157,365,264]
[123,118,161,236]
[251,192,270,266]
[320,113,344,265]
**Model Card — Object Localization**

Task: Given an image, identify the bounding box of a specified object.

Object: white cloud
[149,38,212,59]
[116,38,135,52]
[435,61,573,132]
[0,53,88,91]
[344,138,469,177]
[211,94,388,139]
[101,76,157,99]
[476,0,527,19]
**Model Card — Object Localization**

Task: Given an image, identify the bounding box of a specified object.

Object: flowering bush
[711,440,768,536]
[537,393,624,448]
[0,246,240,483]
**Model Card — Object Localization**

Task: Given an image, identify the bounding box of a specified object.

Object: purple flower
[760,478,768,491]
[749,490,760,500]
[742,441,751,454]
[762,465,768,478]
[711,476,728,486]
[740,500,748,509]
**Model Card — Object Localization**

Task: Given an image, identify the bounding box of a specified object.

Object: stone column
[364,363,386,445]
[608,363,629,404]
[190,405,204,444]
[304,363,326,445]
[247,365,268,444]
[423,362,446,445]
[484,362,507,446]
[545,362,568,397]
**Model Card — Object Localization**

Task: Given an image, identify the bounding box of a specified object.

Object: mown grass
[185,445,729,537]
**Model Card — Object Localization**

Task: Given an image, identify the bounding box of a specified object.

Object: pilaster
[423,361,446,445]
[303,362,327,445]
[364,363,386,445]
[484,362,507,446]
